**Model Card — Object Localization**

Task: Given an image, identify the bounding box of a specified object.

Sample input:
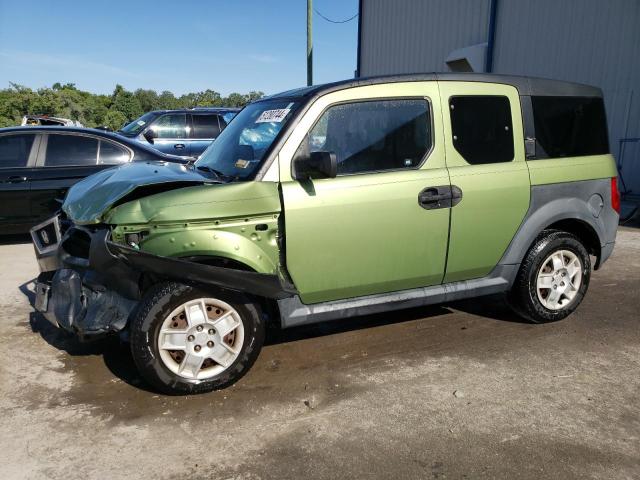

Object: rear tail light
[611,177,620,214]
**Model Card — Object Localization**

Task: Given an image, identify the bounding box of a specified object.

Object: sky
[0,0,359,96]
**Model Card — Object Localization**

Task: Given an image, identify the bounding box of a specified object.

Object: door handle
[418,185,463,210]
[419,188,450,204]
[174,144,185,149]
[5,175,28,183]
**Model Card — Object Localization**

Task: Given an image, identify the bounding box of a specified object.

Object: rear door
[29,134,128,224]
[0,132,40,231]
[148,113,190,156]
[189,113,222,157]
[438,82,530,282]
[280,83,451,304]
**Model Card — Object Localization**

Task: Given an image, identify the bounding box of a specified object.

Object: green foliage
[0,83,264,128]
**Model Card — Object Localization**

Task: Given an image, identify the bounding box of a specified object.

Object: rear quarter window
[99,140,131,164]
[532,96,609,158]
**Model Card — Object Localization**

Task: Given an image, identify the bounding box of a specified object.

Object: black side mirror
[292,151,337,180]
[143,129,156,144]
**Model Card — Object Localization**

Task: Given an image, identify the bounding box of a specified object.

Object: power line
[314,8,358,24]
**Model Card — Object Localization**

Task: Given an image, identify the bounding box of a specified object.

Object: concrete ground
[0,229,638,480]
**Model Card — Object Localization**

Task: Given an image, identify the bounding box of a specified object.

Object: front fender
[139,227,279,274]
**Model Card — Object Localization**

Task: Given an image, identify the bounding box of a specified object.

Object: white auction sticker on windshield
[256,108,291,123]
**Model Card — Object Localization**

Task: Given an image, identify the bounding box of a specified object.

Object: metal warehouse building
[356,0,640,195]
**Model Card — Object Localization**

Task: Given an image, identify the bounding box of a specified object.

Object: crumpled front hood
[63,161,219,224]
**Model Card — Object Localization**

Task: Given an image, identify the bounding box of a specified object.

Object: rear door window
[98,141,131,164]
[302,99,432,175]
[191,114,222,139]
[0,134,35,168]
[449,96,514,164]
[531,96,609,158]
[45,134,98,166]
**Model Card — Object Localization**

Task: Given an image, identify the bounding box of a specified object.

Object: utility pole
[307,0,313,86]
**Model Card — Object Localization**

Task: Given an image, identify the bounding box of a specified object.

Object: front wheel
[130,282,265,394]
[508,230,591,323]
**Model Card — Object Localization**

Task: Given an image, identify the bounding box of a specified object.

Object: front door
[280,84,451,304]
[148,113,190,157]
[437,82,531,282]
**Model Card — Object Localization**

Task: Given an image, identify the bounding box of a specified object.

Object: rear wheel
[508,230,591,323]
[130,282,264,394]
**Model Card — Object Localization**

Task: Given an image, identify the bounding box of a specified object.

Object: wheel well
[545,219,602,262]
[139,255,281,327]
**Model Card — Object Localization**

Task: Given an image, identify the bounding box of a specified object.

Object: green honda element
[31,74,619,394]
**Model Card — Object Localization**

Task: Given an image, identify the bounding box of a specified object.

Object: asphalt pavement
[0,229,638,479]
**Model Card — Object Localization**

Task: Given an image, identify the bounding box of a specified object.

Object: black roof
[265,73,602,100]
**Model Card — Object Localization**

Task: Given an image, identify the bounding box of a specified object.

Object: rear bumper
[596,241,616,269]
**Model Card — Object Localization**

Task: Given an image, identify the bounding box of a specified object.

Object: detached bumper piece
[37,269,136,336]
[33,221,142,337]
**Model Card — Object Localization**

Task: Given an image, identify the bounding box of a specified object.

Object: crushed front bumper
[35,268,137,335]
[31,215,294,337]
[32,216,139,336]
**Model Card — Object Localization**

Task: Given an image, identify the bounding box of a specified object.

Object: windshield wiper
[195,164,234,181]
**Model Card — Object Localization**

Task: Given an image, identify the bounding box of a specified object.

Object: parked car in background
[22,115,83,127]
[0,126,187,233]
[118,108,240,158]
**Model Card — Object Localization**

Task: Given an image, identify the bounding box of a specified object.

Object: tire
[130,282,265,395]
[508,230,591,324]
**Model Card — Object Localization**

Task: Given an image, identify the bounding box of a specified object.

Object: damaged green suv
[32,74,619,394]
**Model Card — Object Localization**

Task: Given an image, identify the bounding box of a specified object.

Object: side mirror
[143,128,156,144]
[292,151,337,180]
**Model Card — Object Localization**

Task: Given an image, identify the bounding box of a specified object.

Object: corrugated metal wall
[359,0,490,74]
[359,0,640,193]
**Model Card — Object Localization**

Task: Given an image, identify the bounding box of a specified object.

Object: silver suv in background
[118,108,239,158]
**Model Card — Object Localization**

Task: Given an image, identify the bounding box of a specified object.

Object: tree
[134,89,159,112]
[111,86,143,122]
[103,109,128,130]
[0,82,265,128]
[245,91,264,103]
[225,93,246,107]
[157,90,178,109]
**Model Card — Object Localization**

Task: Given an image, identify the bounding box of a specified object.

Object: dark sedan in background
[0,126,187,234]
[117,107,239,158]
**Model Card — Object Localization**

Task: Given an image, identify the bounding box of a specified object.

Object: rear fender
[499,179,618,268]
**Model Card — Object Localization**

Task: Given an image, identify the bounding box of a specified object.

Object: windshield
[196,100,299,180]
[119,111,160,135]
